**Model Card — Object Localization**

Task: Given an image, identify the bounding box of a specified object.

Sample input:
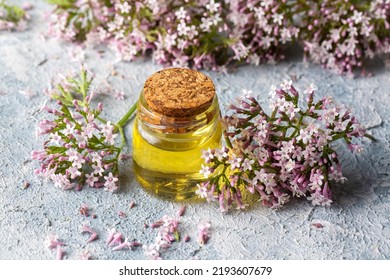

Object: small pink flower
[103,172,118,192]
[176,205,186,217]
[112,240,130,251]
[56,245,65,260]
[199,164,212,178]
[118,211,127,218]
[79,250,92,260]
[129,201,135,209]
[142,244,161,260]
[108,232,123,247]
[150,220,163,228]
[79,204,89,216]
[114,90,125,100]
[197,222,211,245]
[92,164,104,176]
[228,155,242,170]
[106,228,116,245]
[312,223,324,228]
[81,224,94,234]
[87,233,98,243]
[101,121,114,136]
[112,238,141,251]
[201,148,214,163]
[81,224,98,243]
[120,153,132,160]
[44,234,65,249]
[131,241,142,247]
[85,173,98,187]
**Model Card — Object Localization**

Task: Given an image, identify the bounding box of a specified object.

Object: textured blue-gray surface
[0,1,389,260]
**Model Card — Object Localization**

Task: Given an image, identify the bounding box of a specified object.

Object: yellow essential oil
[132,68,221,201]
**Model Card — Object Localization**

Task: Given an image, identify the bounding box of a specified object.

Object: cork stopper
[143,68,216,118]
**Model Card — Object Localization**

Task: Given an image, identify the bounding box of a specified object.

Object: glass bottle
[132,68,221,201]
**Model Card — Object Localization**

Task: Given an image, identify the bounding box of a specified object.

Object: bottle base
[133,161,204,202]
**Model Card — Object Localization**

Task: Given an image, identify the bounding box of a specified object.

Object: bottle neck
[137,91,220,133]
[135,92,221,150]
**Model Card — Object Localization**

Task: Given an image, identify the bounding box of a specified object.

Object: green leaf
[46,146,68,154]
[0,1,26,23]
[174,231,180,242]
[46,0,75,9]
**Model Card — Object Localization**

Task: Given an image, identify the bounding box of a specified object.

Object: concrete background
[0,1,389,260]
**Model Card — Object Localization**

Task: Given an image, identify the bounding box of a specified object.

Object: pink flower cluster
[0,0,31,31]
[31,69,123,192]
[47,0,231,70]
[198,81,370,211]
[47,0,389,74]
[44,0,297,70]
[298,0,390,76]
[227,0,299,65]
[149,0,230,70]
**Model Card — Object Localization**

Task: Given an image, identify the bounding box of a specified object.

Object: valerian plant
[46,0,389,75]
[0,0,29,31]
[297,0,390,77]
[197,81,373,211]
[47,0,233,70]
[226,0,299,65]
[32,69,136,192]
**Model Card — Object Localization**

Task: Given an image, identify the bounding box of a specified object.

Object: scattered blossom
[81,223,98,243]
[177,206,186,217]
[118,211,127,218]
[112,238,141,251]
[79,250,92,260]
[198,221,211,245]
[56,245,65,260]
[44,234,65,249]
[79,204,89,217]
[183,235,190,242]
[143,215,180,260]
[104,228,139,251]
[129,201,135,209]
[44,235,66,260]
[108,232,124,247]
[106,228,117,245]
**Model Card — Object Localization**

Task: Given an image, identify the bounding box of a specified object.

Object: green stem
[117,103,137,128]
[111,102,137,156]
[270,108,278,120]
[96,116,107,124]
[290,113,305,138]
[364,133,377,142]
[224,134,233,149]
[117,125,126,150]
